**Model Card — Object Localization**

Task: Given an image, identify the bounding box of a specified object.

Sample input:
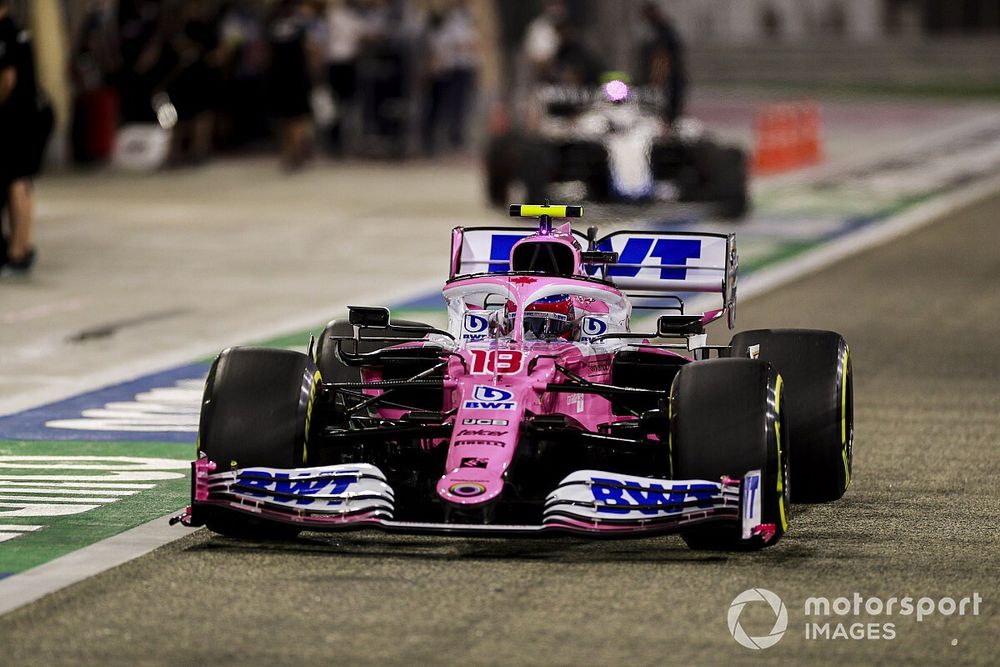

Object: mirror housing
[657,314,704,336]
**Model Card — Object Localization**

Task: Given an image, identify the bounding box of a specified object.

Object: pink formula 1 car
[176,205,853,549]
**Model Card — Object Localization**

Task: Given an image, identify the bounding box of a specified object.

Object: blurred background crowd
[3,0,1000,276]
[6,0,1000,172]
[67,0,486,167]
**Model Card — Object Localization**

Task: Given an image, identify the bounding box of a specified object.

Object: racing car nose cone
[437,470,504,506]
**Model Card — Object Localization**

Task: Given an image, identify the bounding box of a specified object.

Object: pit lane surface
[2,193,998,666]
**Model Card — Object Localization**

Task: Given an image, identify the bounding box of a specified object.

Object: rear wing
[449,227,737,325]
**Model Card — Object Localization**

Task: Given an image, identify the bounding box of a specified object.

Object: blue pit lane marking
[0,362,210,443]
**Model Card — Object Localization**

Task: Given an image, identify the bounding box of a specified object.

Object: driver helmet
[521,295,576,340]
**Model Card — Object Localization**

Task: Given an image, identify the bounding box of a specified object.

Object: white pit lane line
[1,174,999,616]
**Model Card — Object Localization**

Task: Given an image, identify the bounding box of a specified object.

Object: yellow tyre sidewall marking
[303,369,322,464]
[775,373,788,532]
[841,347,851,488]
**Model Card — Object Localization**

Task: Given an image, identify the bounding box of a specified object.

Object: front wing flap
[178,459,765,539]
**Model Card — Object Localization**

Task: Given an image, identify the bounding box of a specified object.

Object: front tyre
[671,359,789,550]
[197,347,320,538]
[729,329,853,503]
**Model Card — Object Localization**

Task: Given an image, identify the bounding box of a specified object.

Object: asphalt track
[2,194,1000,666]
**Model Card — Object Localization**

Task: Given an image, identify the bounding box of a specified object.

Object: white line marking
[0,516,199,615]
[0,503,101,516]
[0,481,155,490]
[0,495,122,503]
[0,487,139,496]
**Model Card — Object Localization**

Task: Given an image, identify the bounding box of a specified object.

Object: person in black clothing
[266,0,319,170]
[0,1,52,275]
[161,0,224,165]
[640,1,687,124]
[69,0,122,164]
[550,21,601,86]
[116,0,168,124]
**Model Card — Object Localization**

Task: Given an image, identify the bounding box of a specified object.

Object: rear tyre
[729,329,853,503]
[519,141,551,204]
[715,147,749,220]
[485,135,515,206]
[683,143,749,220]
[671,359,789,550]
[197,347,319,539]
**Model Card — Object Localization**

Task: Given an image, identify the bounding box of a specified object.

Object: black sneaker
[1,247,36,276]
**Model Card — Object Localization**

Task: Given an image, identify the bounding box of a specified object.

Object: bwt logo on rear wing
[450,227,737,317]
[584,231,734,295]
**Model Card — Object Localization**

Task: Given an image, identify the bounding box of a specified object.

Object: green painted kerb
[0,441,191,575]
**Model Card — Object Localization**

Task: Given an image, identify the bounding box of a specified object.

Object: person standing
[640,1,687,124]
[69,0,121,164]
[522,0,565,82]
[442,0,480,150]
[0,0,52,275]
[323,0,366,155]
[419,9,451,156]
[267,0,320,170]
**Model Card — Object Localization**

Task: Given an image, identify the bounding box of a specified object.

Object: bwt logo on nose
[463,385,517,411]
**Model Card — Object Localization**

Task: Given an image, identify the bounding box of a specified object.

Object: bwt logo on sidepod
[590,477,718,515]
[462,313,491,341]
[580,316,608,340]
[463,385,517,411]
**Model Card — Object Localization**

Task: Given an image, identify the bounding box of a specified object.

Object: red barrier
[753,101,823,174]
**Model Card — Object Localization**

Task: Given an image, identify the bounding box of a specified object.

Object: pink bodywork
[367,225,691,510]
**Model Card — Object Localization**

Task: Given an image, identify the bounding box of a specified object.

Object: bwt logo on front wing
[591,478,718,515]
[237,470,357,505]
[463,385,517,410]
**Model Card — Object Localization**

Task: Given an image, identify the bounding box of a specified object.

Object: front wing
[175,459,770,541]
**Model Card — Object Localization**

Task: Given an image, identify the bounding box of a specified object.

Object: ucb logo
[581,316,608,339]
[462,313,491,340]
[463,385,517,411]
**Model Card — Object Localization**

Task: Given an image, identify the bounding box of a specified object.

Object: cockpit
[443,276,629,345]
